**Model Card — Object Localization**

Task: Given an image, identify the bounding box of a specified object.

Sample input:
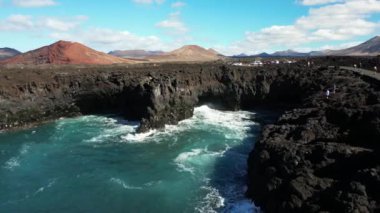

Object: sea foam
[119,105,256,144]
[3,143,32,171]
[110,177,143,190]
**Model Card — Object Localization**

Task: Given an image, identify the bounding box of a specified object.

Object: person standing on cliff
[326,89,330,99]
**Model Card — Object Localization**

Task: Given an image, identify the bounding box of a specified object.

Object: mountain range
[0,41,135,65]
[110,45,222,62]
[2,36,380,65]
[235,36,380,58]
[0,42,222,65]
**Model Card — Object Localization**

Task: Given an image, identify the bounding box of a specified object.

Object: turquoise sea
[0,105,264,213]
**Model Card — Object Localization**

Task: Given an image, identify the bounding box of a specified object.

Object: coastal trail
[340,66,380,81]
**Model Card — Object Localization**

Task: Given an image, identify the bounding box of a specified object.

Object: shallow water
[0,105,265,213]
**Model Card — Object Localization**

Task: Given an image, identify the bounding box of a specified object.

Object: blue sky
[0,0,380,55]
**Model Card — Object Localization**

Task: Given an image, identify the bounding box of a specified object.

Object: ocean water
[0,105,264,213]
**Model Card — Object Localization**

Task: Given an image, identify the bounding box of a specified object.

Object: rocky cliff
[0,63,285,132]
[0,62,379,212]
[247,67,380,212]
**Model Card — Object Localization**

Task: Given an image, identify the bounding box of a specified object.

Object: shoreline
[1,62,379,212]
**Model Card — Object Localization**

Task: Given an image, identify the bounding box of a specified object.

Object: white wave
[3,143,32,171]
[119,105,256,144]
[174,146,230,174]
[3,157,20,170]
[20,144,31,155]
[86,124,137,143]
[56,115,133,130]
[72,116,140,143]
[110,178,143,190]
[174,149,203,174]
[191,106,256,140]
[195,186,225,213]
[144,180,162,187]
[120,129,157,143]
[33,179,57,196]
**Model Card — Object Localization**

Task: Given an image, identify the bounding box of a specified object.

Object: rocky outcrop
[0,63,285,131]
[247,67,380,212]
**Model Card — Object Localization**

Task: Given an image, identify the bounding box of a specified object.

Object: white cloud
[0,14,87,32]
[0,15,34,31]
[320,41,361,50]
[156,11,188,35]
[49,27,188,52]
[299,0,343,6]
[218,0,380,55]
[132,0,164,4]
[42,18,75,31]
[171,1,185,8]
[12,0,57,7]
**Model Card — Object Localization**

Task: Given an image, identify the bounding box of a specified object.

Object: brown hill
[148,45,222,62]
[1,40,135,65]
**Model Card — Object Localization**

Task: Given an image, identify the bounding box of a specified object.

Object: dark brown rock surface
[247,67,380,213]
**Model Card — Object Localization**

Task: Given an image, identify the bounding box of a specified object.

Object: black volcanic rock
[0,63,278,131]
[0,48,21,60]
[247,67,380,212]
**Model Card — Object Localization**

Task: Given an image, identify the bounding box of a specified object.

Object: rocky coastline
[0,62,301,132]
[0,62,379,212]
[247,66,380,212]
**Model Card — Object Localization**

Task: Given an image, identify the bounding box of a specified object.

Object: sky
[0,0,380,55]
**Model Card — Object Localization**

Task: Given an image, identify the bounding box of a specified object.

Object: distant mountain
[0,48,21,60]
[308,51,325,57]
[148,45,222,62]
[108,50,165,59]
[230,36,380,58]
[254,52,271,57]
[327,36,380,56]
[1,40,135,65]
[233,53,250,57]
[232,50,308,58]
[271,49,309,57]
[233,52,271,58]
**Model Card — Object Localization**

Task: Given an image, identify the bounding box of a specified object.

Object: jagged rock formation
[0,62,277,131]
[247,67,380,212]
[0,61,379,212]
